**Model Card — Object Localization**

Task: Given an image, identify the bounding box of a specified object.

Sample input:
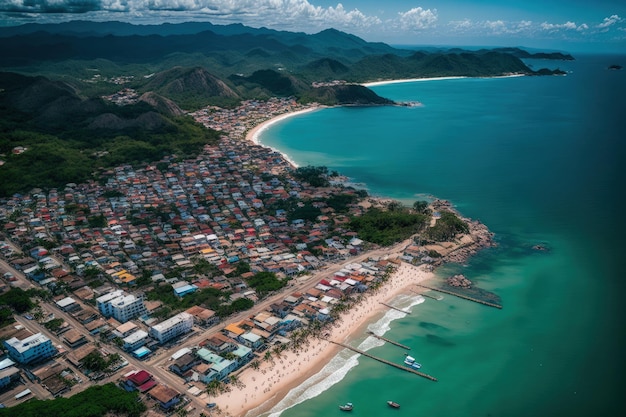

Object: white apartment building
[96,290,146,323]
[123,330,149,352]
[4,333,56,364]
[149,312,194,344]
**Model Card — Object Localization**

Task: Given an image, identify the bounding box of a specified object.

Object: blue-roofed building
[173,284,198,298]
[196,348,236,381]
[4,333,56,364]
[132,346,152,359]
[231,344,253,368]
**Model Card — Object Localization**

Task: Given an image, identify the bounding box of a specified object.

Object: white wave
[258,293,426,417]
[259,349,361,417]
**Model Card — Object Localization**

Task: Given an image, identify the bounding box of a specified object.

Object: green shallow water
[257,55,626,417]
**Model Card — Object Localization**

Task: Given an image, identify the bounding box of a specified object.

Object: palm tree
[250,360,261,370]
[206,380,222,397]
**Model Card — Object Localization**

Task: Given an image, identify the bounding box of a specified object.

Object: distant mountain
[301,84,395,106]
[141,66,239,109]
[0,21,402,69]
[489,47,574,60]
[228,69,309,97]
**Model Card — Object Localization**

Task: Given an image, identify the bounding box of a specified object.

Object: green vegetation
[145,283,253,318]
[43,318,64,332]
[80,351,122,373]
[0,306,14,327]
[0,82,220,197]
[425,211,469,241]
[0,288,34,314]
[245,272,289,297]
[349,206,428,246]
[0,383,145,417]
[292,165,330,187]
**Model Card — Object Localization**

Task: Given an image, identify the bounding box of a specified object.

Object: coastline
[218,88,495,417]
[363,73,525,87]
[247,106,322,146]
[211,262,435,417]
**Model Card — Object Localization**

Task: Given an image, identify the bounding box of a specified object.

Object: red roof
[138,379,157,392]
[127,370,151,386]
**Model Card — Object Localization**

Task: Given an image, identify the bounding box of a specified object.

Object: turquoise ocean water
[255,54,626,417]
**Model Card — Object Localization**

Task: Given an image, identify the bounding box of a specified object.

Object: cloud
[597,14,621,29]
[0,0,382,30]
[0,0,102,13]
[540,21,586,31]
[397,7,437,31]
[449,18,534,35]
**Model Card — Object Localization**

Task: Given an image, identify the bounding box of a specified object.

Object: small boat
[387,401,400,409]
[403,355,422,369]
[339,402,353,411]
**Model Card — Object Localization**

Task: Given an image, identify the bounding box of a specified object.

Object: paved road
[2,235,409,416]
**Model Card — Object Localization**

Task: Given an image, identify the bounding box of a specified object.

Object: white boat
[403,355,422,369]
[339,402,353,411]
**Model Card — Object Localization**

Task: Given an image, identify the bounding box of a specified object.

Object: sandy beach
[210,262,434,417]
[363,73,525,87]
[246,106,322,146]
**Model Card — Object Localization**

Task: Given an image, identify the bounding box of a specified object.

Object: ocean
[255,54,626,417]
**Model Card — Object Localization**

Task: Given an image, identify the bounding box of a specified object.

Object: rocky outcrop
[447,274,472,288]
[139,92,185,116]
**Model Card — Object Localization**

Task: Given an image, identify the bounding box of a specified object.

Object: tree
[413,200,430,214]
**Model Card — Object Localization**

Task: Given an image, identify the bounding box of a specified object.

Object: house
[185,306,218,327]
[223,323,246,340]
[62,329,87,349]
[169,352,199,376]
[148,384,180,410]
[231,344,253,367]
[0,366,20,389]
[196,348,236,381]
[238,332,263,350]
[202,333,235,354]
[55,296,81,312]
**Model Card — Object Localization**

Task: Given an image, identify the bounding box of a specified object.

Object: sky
[0,0,625,52]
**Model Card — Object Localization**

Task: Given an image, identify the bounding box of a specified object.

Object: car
[23,314,34,320]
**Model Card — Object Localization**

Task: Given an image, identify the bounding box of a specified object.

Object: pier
[380,302,411,315]
[366,331,411,350]
[415,284,502,309]
[411,289,442,301]
[328,340,437,382]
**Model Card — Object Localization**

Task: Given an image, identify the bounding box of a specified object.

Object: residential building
[123,330,149,352]
[149,312,193,344]
[96,290,146,323]
[4,333,57,364]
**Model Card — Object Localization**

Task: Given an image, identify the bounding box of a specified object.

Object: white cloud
[397,7,437,31]
[540,21,584,31]
[597,14,621,29]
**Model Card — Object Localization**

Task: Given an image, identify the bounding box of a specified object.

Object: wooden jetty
[380,302,411,314]
[411,289,441,301]
[328,340,437,382]
[415,284,502,309]
[366,331,411,350]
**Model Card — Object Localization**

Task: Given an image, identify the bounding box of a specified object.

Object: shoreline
[221,87,496,417]
[247,106,322,146]
[244,106,323,169]
[363,73,525,87]
[211,262,435,417]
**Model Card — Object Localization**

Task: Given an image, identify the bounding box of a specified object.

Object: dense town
[0,97,421,414]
